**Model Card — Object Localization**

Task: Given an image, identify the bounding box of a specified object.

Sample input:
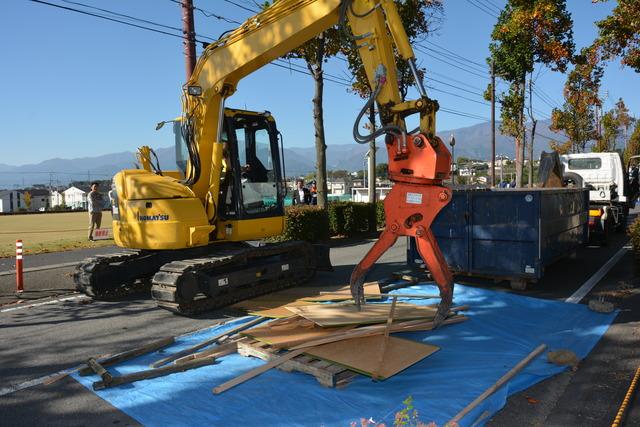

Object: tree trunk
[309,37,328,208]
[368,106,376,205]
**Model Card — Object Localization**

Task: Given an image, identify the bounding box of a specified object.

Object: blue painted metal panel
[407,188,588,282]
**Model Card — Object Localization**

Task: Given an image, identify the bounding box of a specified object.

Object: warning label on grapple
[406,192,423,204]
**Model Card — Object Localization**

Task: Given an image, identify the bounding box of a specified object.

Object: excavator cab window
[220,112,283,220]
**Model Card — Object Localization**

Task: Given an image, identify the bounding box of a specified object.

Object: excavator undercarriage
[74,240,327,315]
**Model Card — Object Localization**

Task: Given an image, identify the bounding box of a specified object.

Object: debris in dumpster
[446,343,547,426]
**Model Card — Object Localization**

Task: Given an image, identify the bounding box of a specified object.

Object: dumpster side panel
[429,191,469,272]
[469,190,541,279]
[540,189,589,265]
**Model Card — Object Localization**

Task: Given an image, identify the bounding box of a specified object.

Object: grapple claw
[433,291,453,328]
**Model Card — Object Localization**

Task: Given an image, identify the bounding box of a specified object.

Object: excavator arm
[179,0,454,323]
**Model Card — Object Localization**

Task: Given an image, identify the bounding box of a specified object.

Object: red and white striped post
[15,239,24,293]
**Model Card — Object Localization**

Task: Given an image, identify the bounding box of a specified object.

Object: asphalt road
[0,228,638,426]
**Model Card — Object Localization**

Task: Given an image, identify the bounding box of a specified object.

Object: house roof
[64,186,89,194]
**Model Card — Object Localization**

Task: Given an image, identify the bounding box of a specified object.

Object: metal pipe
[408,58,427,98]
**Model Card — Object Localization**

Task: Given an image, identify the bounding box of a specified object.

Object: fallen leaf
[525,396,539,404]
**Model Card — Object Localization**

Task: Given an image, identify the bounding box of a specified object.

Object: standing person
[310,181,318,206]
[87,182,104,241]
[292,179,311,205]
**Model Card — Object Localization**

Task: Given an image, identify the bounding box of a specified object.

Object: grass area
[0,211,114,257]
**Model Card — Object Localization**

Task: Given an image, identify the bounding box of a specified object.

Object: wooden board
[305,335,439,380]
[299,282,381,302]
[248,301,316,318]
[241,317,353,348]
[231,283,381,314]
[285,303,438,327]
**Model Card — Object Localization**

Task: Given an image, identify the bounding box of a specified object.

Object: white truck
[560,152,639,244]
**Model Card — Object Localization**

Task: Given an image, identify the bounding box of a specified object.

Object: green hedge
[628,217,640,263]
[271,201,386,242]
[376,200,385,228]
[328,201,378,236]
[276,205,329,242]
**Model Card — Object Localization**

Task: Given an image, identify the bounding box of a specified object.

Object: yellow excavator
[75,0,454,321]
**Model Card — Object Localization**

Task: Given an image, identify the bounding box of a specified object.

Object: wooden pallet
[237,338,358,388]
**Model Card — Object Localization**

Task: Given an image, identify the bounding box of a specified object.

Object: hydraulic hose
[352,78,405,147]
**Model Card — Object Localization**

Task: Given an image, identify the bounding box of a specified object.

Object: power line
[60,0,184,32]
[478,0,502,15]
[30,0,190,40]
[427,70,485,92]
[421,40,488,69]
[414,45,489,79]
[221,0,259,14]
[417,44,488,74]
[166,0,243,25]
[463,0,499,18]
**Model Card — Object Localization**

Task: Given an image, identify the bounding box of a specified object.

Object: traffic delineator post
[16,240,24,293]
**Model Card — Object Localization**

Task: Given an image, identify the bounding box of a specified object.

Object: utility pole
[181,0,197,79]
[491,60,496,187]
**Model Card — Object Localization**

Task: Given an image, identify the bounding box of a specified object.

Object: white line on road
[0,295,87,313]
[0,365,84,397]
[0,261,80,276]
[565,245,630,304]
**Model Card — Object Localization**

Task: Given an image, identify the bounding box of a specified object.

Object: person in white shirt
[292,179,311,205]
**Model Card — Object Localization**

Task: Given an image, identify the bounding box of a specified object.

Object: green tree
[375,163,388,180]
[550,47,603,153]
[615,98,635,148]
[593,109,620,152]
[488,0,574,187]
[624,122,640,165]
[595,0,640,73]
[263,2,342,209]
[23,191,32,210]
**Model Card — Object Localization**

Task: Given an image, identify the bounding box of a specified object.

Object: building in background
[63,186,89,209]
[0,190,23,213]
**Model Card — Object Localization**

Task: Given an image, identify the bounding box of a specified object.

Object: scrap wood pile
[80,282,468,393]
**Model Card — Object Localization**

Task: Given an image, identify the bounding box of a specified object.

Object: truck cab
[560,152,634,243]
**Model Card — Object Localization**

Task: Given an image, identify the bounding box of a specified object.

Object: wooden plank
[212,349,306,394]
[284,302,438,327]
[305,335,439,380]
[301,282,381,301]
[93,357,217,390]
[289,316,468,351]
[79,337,175,376]
[173,341,239,365]
[241,316,353,349]
[447,344,547,425]
[372,296,397,380]
[150,317,265,368]
[86,358,113,384]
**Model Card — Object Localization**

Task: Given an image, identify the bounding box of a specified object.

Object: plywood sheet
[299,282,381,302]
[232,283,381,314]
[248,301,316,318]
[305,335,439,379]
[285,303,438,327]
[242,317,353,348]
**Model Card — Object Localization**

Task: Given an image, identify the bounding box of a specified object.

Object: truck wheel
[562,172,584,188]
[510,279,527,291]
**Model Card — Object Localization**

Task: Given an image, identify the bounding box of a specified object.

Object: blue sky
[1,0,637,165]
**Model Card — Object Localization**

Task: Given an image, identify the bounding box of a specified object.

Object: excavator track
[74,250,153,299]
[74,241,323,315]
[151,241,317,315]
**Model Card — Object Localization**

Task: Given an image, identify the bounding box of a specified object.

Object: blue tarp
[73,284,617,426]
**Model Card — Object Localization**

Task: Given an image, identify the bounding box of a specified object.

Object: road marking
[0,295,87,313]
[0,365,84,397]
[565,245,630,304]
[0,261,80,276]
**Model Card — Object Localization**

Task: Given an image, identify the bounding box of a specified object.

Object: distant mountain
[0,120,565,188]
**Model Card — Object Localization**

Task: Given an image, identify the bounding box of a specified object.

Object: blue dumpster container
[407,187,589,289]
